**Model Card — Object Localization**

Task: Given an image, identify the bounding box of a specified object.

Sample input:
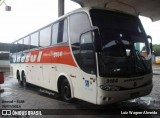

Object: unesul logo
[13,51,43,63]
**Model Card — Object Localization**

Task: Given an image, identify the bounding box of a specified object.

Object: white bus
[10,8,153,105]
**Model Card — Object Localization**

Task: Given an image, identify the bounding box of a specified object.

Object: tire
[17,71,23,86]
[22,72,27,87]
[61,79,72,102]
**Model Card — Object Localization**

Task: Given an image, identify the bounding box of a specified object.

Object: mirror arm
[147,35,152,42]
[147,35,153,54]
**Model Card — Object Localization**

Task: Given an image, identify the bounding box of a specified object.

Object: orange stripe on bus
[25,46,77,67]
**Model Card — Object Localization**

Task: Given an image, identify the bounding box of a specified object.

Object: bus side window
[62,19,68,43]
[52,22,59,45]
[23,36,30,51]
[57,19,68,43]
[69,13,91,48]
[40,26,51,47]
[30,32,39,49]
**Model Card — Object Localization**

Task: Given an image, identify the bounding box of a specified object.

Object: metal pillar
[58,0,64,17]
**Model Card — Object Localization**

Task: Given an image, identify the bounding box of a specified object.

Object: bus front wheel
[61,79,72,102]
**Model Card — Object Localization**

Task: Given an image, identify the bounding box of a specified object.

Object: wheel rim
[64,86,70,99]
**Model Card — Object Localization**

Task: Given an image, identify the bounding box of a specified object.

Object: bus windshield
[90,9,152,77]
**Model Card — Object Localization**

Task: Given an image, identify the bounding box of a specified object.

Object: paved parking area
[0,66,160,118]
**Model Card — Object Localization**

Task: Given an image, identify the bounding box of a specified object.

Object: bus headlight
[100,85,120,91]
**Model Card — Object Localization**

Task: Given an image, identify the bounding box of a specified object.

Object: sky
[0,0,160,44]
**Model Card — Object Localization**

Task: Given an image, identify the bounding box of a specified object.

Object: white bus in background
[10,8,153,105]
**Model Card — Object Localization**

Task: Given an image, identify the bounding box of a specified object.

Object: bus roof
[12,7,137,43]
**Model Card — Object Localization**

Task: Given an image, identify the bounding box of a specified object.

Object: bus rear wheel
[22,72,27,87]
[17,71,23,86]
[61,79,72,102]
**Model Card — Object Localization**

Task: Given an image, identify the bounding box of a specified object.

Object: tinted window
[30,32,39,49]
[70,13,91,46]
[17,39,23,52]
[0,53,9,60]
[62,19,68,42]
[69,13,96,74]
[57,19,68,43]
[40,26,51,47]
[52,22,59,45]
[90,9,145,33]
[80,32,96,74]
[23,36,30,51]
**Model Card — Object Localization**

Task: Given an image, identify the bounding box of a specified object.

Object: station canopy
[71,0,160,22]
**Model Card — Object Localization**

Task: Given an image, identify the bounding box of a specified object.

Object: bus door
[79,31,97,103]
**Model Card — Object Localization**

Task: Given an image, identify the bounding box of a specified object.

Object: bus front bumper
[96,83,153,105]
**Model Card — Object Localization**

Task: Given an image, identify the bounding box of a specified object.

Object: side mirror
[147,35,153,54]
[80,26,101,52]
[147,35,152,42]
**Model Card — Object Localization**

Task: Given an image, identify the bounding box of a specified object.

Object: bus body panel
[97,82,152,105]
[96,73,152,104]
